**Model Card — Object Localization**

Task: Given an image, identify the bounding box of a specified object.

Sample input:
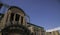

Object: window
[10,13,14,21]
[0,3,3,9]
[15,14,20,21]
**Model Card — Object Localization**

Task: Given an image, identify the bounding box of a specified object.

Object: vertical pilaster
[6,10,11,26]
[19,15,21,25]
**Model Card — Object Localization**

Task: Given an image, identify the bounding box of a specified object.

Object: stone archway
[1,24,31,35]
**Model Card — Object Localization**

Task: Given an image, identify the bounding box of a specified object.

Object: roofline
[8,6,26,16]
[27,22,44,29]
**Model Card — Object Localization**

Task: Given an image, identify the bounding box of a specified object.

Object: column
[19,15,21,25]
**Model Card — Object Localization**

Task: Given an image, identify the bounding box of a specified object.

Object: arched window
[15,14,20,21]
[10,13,14,21]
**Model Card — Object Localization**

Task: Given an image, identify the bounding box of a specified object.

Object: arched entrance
[1,24,31,35]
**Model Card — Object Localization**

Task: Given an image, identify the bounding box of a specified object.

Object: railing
[5,21,20,27]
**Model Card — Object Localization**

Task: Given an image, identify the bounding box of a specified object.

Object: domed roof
[8,6,26,16]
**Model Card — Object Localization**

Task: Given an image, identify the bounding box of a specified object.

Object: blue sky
[1,0,60,30]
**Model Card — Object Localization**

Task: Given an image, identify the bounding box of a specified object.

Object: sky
[46,27,60,32]
[0,0,60,30]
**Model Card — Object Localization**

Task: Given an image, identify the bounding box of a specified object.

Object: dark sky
[1,0,60,30]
